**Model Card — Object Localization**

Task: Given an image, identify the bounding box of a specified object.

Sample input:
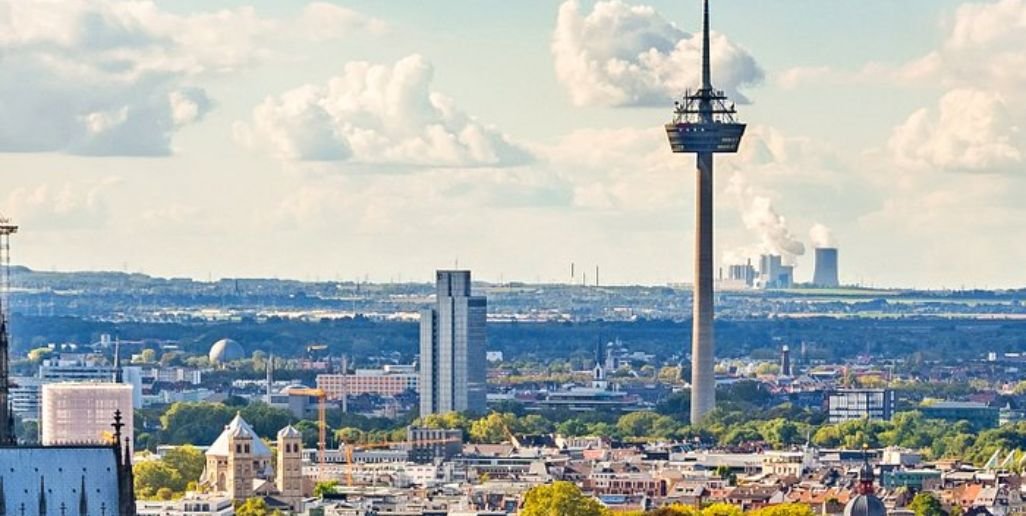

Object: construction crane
[342,435,464,486]
[284,387,328,473]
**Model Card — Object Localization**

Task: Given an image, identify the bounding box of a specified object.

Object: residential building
[316,365,419,400]
[827,389,895,423]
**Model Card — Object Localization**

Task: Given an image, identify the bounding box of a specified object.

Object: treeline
[13,314,1026,362]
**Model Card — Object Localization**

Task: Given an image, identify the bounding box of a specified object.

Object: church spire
[78,476,87,516]
[37,477,46,516]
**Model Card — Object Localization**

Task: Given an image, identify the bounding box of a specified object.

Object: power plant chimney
[812,247,839,288]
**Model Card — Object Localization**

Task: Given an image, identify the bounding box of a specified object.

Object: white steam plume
[809,223,837,249]
[726,175,805,264]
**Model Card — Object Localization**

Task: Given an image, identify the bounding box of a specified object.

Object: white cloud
[0,0,381,157]
[296,2,387,41]
[235,54,531,167]
[3,177,120,230]
[551,0,763,107]
[889,88,1022,172]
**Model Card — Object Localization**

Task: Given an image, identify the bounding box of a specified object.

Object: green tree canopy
[520,481,606,516]
[909,492,945,516]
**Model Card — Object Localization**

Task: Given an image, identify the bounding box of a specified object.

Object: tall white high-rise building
[41,383,134,452]
[419,270,487,415]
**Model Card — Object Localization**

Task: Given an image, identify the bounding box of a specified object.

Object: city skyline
[2,0,1025,289]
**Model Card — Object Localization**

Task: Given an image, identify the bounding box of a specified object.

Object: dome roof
[208,338,245,364]
[844,494,887,516]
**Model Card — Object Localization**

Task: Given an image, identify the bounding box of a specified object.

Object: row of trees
[133,445,205,499]
[520,482,952,516]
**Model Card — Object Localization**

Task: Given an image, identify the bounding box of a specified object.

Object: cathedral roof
[206,413,272,457]
[0,446,124,515]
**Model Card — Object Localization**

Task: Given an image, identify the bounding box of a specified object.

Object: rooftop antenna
[112,337,123,384]
[265,352,274,403]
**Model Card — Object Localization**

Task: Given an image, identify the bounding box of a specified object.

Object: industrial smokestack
[812,247,839,288]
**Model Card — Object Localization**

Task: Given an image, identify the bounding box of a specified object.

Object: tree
[336,427,364,444]
[163,445,205,487]
[236,497,272,516]
[27,347,53,364]
[645,506,700,516]
[133,461,183,499]
[520,481,606,516]
[909,492,945,516]
[616,411,662,438]
[155,487,175,501]
[556,419,588,437]
[160,402,235,445]
[749,503,815,516]
[139,349,157,364]
[313,480,339,498]
[470,413,516,444]
[701,503,743,516]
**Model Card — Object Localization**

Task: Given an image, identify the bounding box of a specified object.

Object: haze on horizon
[1,0,1024,290]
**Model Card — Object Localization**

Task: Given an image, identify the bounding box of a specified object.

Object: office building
[827,389,895,423]
[919,401,999,430]
[419,270,487,415]
[41,382,135,452]
[317,365,419,400]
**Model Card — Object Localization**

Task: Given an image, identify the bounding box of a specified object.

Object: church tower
[276,425,303,511]
[226,421,256,501]
[592,340,608,391]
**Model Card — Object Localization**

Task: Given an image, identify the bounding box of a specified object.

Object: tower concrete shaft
[665,0,746,424]
[692,151,715,424]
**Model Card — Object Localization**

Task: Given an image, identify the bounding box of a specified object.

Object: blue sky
[1,0,1024,288]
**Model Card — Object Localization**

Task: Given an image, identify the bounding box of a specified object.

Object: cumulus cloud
[4,177,120,230]
[889,89,1022,172]
[235,54,531,167]
[296,2,387,41]
[551,0,763,107]
[0,0,382,157]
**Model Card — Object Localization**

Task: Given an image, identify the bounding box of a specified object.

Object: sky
[1,0,1025,289]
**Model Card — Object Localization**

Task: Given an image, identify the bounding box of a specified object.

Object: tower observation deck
[665,0,746,424]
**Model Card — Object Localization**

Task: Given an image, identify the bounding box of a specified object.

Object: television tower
[665,0,746,424]
[0,215,17,444]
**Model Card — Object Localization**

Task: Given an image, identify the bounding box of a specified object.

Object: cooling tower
[812,247,839,288]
